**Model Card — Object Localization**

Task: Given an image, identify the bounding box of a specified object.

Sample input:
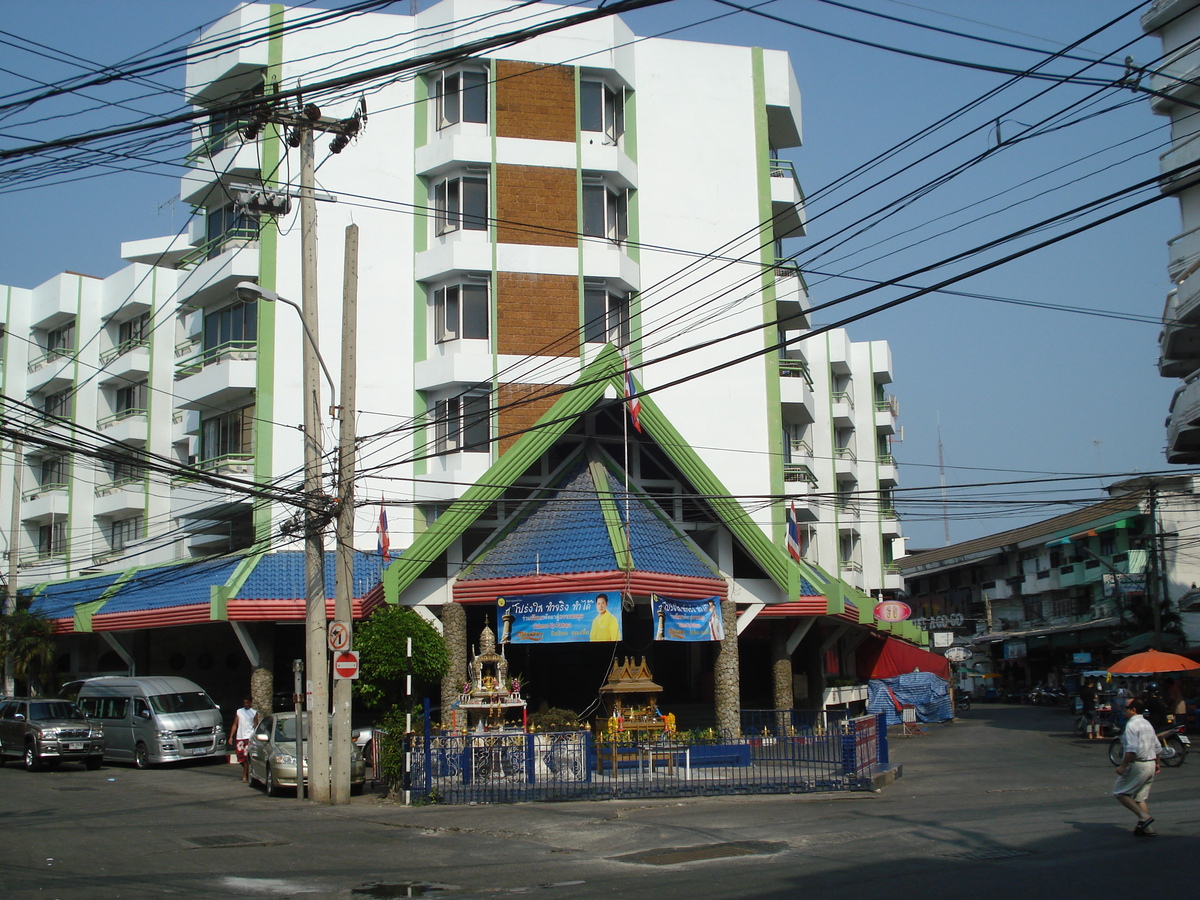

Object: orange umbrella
[1107,648,1200,675]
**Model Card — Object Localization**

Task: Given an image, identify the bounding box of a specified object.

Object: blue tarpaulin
[868,671,953,725]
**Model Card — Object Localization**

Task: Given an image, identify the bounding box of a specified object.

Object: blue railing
[405,710,886,804]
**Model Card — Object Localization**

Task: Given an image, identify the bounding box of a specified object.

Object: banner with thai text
[496,592,622,644]
[650,594,724,641]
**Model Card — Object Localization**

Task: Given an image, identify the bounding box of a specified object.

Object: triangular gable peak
[383,345,854,615]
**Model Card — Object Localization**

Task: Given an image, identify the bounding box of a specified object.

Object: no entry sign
[333,650,360,680]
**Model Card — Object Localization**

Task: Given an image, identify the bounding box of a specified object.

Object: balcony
[831,391,854,426]
[769,159,806,239]
[1167,224,1200,284]
[100,264,158,321]
[26,350,75,394]
[176,245,259,310]
[876,454,898,486]
[94,479,145,518]
[1159,131,1200,195]
[774,261,810,324]
[174,341,257,410]
[834,447,857,479]
[96,409,148,446]
[1166,375,1200,463]
[874,395,898,434]
[880,507,902,536]
[180,141,261,206]
[780,369,814,424]
[97,341,150,385]
[171,457,255,519]
[21,483,68,524]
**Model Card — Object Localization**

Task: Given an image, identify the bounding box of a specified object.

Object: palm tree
[0,607,54,696]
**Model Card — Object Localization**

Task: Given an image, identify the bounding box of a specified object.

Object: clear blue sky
[0,1,1180,549]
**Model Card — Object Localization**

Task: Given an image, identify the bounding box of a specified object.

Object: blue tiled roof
[604,471,716,578]
[28,573,123,620]
[800,578,821,597]
[236,550,384,600]
[99,555,243,614]
[462,463,618,580]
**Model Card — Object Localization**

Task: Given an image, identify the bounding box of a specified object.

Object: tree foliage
[0,607,55,695]
[353,605,448,710]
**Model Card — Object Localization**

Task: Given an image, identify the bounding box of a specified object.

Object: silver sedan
[246,712,365,796]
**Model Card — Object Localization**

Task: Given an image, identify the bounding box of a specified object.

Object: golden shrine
[597,657,675,737]
[456,625,526,732]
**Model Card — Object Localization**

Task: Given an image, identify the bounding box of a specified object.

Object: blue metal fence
[405,711,887,805]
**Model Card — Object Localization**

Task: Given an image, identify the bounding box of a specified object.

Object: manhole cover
[614,841,786,866]
[180,833,284,849]
[939,847,1031,861]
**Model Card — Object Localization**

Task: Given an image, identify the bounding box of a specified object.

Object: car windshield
[30,701,85,720]
[273,716,336,743]
[148,691,217,714]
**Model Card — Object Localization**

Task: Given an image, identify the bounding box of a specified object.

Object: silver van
[76,676,224,768]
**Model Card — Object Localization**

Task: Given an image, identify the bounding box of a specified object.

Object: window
[581,80,624,142]
[111,457,145,484]
[434,173,488,234]
[434,282,489,342]
[203,299,257,363]
[582,180,628,243]
[38,521,66,556]
[433,393,490,453]
[39,456,68,488]
[200,405,255,463]
[46,321,76,358]
[583,284,630,345]
[435,68,488,128]
[110,516,143,552]
[205,203,258,258]
[115,380,148,416]
[43,389,72,420]
[117,314,150,351]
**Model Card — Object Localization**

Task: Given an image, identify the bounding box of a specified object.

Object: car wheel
[265,765,280,797]
[85,756,102,771]
[134,743,150,770]
[24,743,41,772]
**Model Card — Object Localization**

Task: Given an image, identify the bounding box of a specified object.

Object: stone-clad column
[713,598,741,737]
[771,627,792,732]
[440,601,468,726]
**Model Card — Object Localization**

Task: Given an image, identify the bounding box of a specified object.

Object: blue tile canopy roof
[461,459,719,582]
[235,550,385,601]
[98,555,243,614]
[28,572,123,620]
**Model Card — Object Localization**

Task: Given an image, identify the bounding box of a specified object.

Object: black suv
[0,698,104,771]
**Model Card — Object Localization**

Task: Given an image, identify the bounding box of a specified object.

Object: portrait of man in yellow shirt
[589,593,621,642]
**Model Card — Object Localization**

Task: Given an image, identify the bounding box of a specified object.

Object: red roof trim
[452,571,726,604]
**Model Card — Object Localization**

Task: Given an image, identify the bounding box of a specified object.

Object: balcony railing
[179,226,259,268]
[769,159,805,201]
[835,447,856,462]
[22,483,67,501]
[175,340,257,378]
[779,357,813,386]
[831,390,854,409]
[99,338,149,365]
[95,476,143,497]
[783,464,817,484]
[98,407,147,429]
[789,439,813,457]
[27,347,76,372]
[877,454,896,466]
[874,396,898,416]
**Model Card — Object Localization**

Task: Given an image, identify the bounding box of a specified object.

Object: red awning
[857,635,950,680]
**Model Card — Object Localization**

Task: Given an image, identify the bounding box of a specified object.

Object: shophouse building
[2,0,909,720]
[901,475,1200,690]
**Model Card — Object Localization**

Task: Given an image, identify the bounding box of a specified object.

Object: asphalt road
[1,704,1195,899]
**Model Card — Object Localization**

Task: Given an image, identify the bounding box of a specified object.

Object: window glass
[436,68,488,128]
[149,691,218,714]
[29,701,85,720]
[582,182,627,242]
[435,283,489,342]
[584,287,629,345]
[581,81,624,141]
[434,175,489,234]
[200,405,255,462]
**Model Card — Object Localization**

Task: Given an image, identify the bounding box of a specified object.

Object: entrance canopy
[857,634,949,680]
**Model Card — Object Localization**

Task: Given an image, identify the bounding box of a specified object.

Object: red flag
[623,359,642,433]
[377,500,390,563]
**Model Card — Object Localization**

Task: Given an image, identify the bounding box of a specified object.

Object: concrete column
[771,627,792,731]
[713,598,741,737]
[250,625,274,715]
[440,600,467,724]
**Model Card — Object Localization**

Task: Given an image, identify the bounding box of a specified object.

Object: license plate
[192,747,209,755]
[67,743,84,751]
[1179,735,1191,746]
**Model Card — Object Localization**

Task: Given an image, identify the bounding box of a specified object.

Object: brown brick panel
[496,163,576,247]
[497,382,561,454]
[496,272,580,358]
[495,60,575,142]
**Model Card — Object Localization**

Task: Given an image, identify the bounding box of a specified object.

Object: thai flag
[623,358,642,433]
[377,500,390,563]
[786,502,802,562]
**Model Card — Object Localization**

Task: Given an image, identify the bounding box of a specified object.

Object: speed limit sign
[327,620,351,653]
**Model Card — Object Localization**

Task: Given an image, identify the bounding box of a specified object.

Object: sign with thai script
[650,595,725,642]
[497,592,622,644]
[874,600,912,622]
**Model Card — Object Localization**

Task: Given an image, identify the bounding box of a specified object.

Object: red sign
[333,650,360,680]
[873,600,912,622]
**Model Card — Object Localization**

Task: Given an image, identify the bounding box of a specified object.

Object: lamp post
[236,278,333,801]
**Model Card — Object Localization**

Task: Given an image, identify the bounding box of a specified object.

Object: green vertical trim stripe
[590,458,633,570]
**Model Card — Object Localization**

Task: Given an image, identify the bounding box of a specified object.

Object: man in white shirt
[229,697,259,782]
[1113,698,1160,836]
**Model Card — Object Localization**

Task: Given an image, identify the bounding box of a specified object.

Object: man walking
[230,697,259,783]
[1113,698,1160,836]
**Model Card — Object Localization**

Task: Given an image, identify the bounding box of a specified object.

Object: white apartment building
[1,0,907,707]
[1144,0,1200,461]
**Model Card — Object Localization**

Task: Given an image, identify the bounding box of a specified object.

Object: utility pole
[239,93,364,803]
[1148,486,1163,651]
[331,224,358,805]
[3,437,22,696]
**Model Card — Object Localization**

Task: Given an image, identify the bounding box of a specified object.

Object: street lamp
[235,278,333,801]
[236,282,338,418]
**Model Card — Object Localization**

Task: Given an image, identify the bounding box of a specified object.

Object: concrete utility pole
[3,438,22,696]
[1147,486,1163,652]
[331,224,358,805]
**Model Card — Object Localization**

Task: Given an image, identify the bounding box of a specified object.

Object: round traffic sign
[328,621,351,653]
[945,646,971,662]
[333,650,360,680]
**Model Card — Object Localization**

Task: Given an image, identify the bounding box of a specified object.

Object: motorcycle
[955,693,971,712]
[1108,722,1190,768]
